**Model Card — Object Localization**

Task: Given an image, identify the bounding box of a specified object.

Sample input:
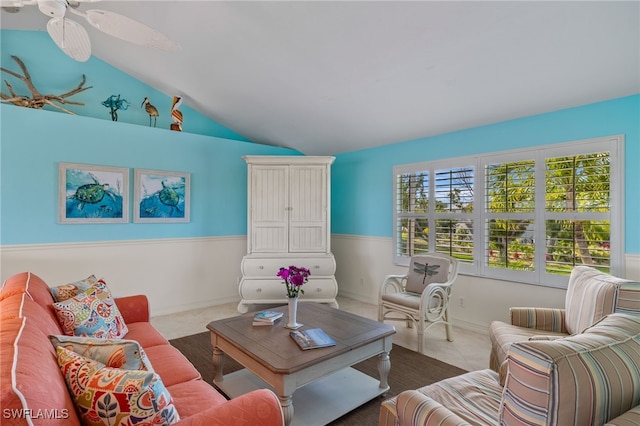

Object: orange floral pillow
[56,346,180,425]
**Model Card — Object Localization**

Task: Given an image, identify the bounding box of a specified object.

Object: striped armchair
[380,313,640,426]
[489,266,640,384]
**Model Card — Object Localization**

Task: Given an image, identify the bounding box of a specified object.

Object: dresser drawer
[300,277,338,299]
[239,277,338,301]
[241,256,336,277]
[239,278,284,299]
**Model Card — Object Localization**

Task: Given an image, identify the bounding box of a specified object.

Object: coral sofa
[379,312,640,425]
[0,272,284,426]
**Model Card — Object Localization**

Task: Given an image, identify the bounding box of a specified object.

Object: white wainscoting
[2,236,638,326]
[331,234,640,333]
[0,237,248,317]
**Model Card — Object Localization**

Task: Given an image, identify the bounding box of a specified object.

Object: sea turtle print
[138,175,186,219]
[72,174,116,211]
[158,181,180,209]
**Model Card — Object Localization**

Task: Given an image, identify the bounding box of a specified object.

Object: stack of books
[252,310,283,326]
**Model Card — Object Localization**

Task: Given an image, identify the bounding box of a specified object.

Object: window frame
[392,135,625,288]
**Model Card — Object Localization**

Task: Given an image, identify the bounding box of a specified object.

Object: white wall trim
[0,236,243,252]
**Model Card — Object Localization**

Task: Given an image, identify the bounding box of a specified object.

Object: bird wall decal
[141,97,158,127]
[170,96,183,132]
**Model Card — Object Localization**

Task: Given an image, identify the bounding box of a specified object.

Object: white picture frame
[133,169,190,223]
[58,162,129,224]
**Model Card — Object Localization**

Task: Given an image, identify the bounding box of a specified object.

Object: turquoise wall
[0,30,250,141]
[332,95,640,254]
[0,29,298,245]
[0,105,298,244]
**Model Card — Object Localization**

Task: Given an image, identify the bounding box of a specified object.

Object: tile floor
[151,295,491,372]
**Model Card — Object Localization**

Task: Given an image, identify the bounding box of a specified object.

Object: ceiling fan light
[37,0,66,17]
[46,17,91,62]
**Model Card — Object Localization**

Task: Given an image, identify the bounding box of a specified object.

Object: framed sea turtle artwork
[133,169,190,223]
[58,163,129,224]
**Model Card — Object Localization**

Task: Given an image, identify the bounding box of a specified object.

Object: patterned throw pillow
[49,335,153,371]
[52,280,128,339]
[56,346,180,426]
[50,275,99,302]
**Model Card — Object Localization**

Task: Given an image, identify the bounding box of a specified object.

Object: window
[396,164,475,262]
[393,136,624,288]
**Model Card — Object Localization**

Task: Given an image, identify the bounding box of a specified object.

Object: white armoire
[237,156,338,313]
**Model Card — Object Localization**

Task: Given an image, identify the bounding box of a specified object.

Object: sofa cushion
[606,405,640,426]
[56,346,180,425]
[49,335,153,371]
[52,280,128,339]
[488,320,567,384]
[0,272,55,308]
[0,315,81,424]
[124,322,170,348]
[143,345,201,387]
[166,380,228,418]
[564,266,629,334]
[500,313,640,425]
[50,275,99,302]
[397,369,503,425]
[1,293,63,336]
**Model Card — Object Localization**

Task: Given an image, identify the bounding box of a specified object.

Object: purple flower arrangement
[277,265,311,298]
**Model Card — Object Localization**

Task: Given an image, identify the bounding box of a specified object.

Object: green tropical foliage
[397,151,611,275]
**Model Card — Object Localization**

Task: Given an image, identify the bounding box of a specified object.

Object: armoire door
[250,165,288,252]
[289,165,327,252]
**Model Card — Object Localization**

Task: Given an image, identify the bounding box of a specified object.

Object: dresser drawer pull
[258,265,264,270]
[256,288,262,293]
[315,287,322,292]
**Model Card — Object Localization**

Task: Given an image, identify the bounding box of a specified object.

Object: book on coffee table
[252,310,283,326]
[290,328,336,350]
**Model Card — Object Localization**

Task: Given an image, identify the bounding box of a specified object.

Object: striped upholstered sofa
[379,312,640,425]
[488,266,640,385]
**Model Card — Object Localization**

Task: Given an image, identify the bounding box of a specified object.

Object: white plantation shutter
[393,135,624,288]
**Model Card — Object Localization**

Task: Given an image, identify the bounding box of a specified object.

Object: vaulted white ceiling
[2,1,639,155]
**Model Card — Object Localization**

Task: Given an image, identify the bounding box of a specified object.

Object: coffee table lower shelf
[215,366,387,426]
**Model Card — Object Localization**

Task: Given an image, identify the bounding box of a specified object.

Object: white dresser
[238,156,338,313]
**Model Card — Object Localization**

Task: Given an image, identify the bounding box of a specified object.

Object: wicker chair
[378,253,459,354]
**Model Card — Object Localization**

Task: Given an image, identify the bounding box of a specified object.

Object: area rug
[170,332,466,425]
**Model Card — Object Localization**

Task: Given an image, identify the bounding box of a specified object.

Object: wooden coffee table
[207,303,396,426]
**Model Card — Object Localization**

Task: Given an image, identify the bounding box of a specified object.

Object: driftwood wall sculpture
[0,55,92,114]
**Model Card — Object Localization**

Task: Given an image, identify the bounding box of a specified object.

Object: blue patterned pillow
[52,280,128,339]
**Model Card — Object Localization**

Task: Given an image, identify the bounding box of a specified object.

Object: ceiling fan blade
[46,17,91,62]
[81,9,180,52]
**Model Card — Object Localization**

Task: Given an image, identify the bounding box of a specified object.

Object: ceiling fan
[1,0,180,62]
